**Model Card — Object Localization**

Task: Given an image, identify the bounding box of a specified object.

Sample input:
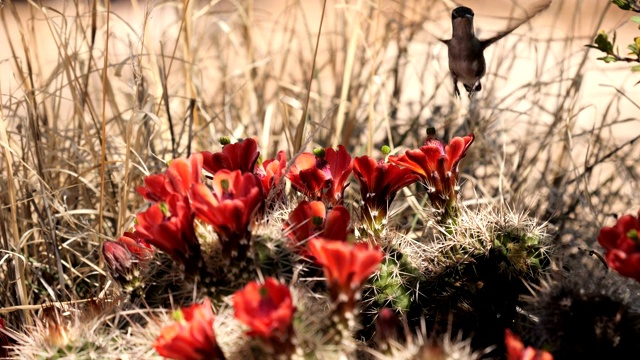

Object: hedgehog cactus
[371,249,420,312]
[90,133,608,360]
[492,228,550,278]
[380,204,555,354]
[525,266,640,359]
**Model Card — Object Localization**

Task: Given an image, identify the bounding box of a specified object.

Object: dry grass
[1,0,639,358]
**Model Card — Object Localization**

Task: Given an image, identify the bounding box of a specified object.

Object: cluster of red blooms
[114,154,204,274]
[103,132,475,278]
[101,133,478,358]
[153,278,297,360]
[103,139,287,274]
[598,208,640,282]
[146,143,388,358]
[285,130,475,227]
[153,245,383,360]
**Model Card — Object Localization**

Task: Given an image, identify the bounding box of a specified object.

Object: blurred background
[0,0,639,311]
[2,0,638,135]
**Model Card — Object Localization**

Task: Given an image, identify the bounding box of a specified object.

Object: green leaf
[598,55,618,63]
[632,65,640,72]
[626,38,640,56]
[631,16,640,24]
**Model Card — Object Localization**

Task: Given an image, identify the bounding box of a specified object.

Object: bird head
[452,6,474,21]
[451,6,475,37]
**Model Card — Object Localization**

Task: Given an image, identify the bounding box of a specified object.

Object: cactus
[524,265,640,359]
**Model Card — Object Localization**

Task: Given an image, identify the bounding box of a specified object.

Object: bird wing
[479,0,551,50]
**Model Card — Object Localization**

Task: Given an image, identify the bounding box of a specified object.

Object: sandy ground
[0,0,638,140]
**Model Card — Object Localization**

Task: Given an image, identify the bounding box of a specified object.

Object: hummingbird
[441,1,552,98]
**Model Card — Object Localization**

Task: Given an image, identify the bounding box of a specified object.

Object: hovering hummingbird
[440,1,552,98]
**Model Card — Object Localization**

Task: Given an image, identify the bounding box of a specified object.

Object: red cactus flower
[165,154,203,196]
[255,150,287,198]
[505,329,553,360]
[201,138,260,175]
[135,195,200,272]
[353,156,418,232]
[116,231,154,262]
[136,173,171,203]
[598,209,640,282]
[283,201,350,255]
[102,241,134,280]
[283,200,326,252]
[137,154,203,202]
[323,206,351,241]
[389,130,474,215]
[233,277,295,340]
[103,232,155,283]
[308,238,383,312]
[286,146,353,206]
[153,299,225,360]
[190,170,264,259]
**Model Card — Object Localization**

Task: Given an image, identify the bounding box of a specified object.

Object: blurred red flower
[136,173,171,203]
[137,154,203,202]
[165,154,203,196]
[102,241,133,281]
[389,131,474,215]
[201,138,260,175]
[116,231,154,262]
[308,238,383,311]
[323,205,351,241]
[135,195,200,272]
[103,232,154,283]
[286,146,353,206]
[283,200,326,253]
[233,277,295,340]
[190,170,264,259]
[283,201,350,255]
[353,156,418,232]
[505,329,553,360]
[130,154,202,272]
[598,209,640,282]
[153,299,225,360]
[255,150,287,198]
